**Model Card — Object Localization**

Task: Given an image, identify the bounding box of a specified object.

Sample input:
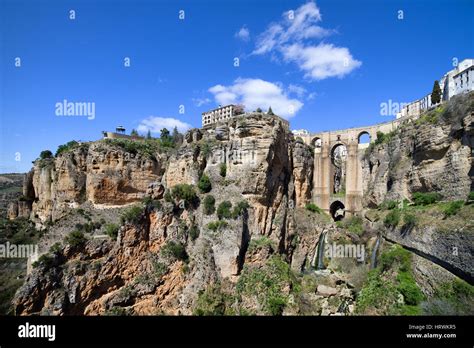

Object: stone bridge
[299,118,403,220]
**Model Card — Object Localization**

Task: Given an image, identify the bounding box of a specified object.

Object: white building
[399,58,473,119]
[202,104,244,127]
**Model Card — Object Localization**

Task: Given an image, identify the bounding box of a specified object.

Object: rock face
[10,95,474,315]
[24,143,164,223]
[13,113,320,315]
[362,93,473,206]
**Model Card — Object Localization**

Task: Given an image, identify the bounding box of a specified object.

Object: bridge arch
[358,131,371,144]
[330,201,345,221]
[311,137,322,148]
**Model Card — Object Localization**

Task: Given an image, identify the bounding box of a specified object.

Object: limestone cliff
[10,98,474,316]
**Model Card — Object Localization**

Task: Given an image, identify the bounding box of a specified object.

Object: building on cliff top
[202,104,244,127]
[102,126,144,140]
[397,58,474,119]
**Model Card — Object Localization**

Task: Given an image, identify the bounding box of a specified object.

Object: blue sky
[1,0,473,173]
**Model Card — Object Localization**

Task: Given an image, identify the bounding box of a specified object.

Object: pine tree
[267,106,274,115]
[146,130,152,139]
[131,129,139,136]
[431,80,441,104]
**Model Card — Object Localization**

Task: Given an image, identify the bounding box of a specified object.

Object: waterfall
[370,235,381,269]
[315,230,327,270]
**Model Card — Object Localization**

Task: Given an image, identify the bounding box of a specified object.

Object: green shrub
[384,209,400,228]
[422,279,474,315]
[160,241,188,261]
[381,200,398,210]
[39,150,53,159]
[164,190,173,203]
[194,284,228,315]
[105,223,119,240]
[219,163,227,178]
[305,203,322,213]
[64,230,86,247]
[203,195,216,215]
[442,200,464,217]
[397,271,424,305]
[32,254,55,269]
[412,192,442,206]
[207,220,228,232]
[217,201,232,220]
[379,245,411,273]
[142,196,161,209]
[120,205,143,225]
[189,225,200,240]
[171,184,198,207]
[55,140,79,156]
[231,200,249,218]
[403,212,417,228]
[344,216,364,234]
[468,192,474,201]
[198,174,212,193]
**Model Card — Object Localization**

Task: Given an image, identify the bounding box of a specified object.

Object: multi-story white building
[398,58,473,119]
[202,104,244,127]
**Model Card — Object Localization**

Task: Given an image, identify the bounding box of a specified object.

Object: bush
[55,140,79,157]
[120,205,143,225]
[32,254,55,269]
[344,216,364,234]
[105,223,119,240]
[64,230,86,247]
[468,192,474,201]
[164,190,173,203]
[217,201,232,220]
[384,210,400,228]
[197,174,212,193]
[189,225,200,240]
[39,150,53,160]
[160,241,188,261]
[305,203,322,213]
[381,200,398,210]
[403,212,417,228]
[442,200,464,217]
[171,184,198,207]
[219,163,227,178]
[207,220,228,232]
[203,195,216,215]
[231,200,249,218]
[194,284,228,315]
[142,196,161,209]
[397,271,424,305]
[412,192,442,206]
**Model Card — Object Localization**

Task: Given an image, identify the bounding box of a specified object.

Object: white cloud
[288,84,307,98]
[235,26,250,41]
[137,116,192,134]
[192,98,211,107]
[208,78,303,119]
[252,1,360,80]
[282,43,362,80]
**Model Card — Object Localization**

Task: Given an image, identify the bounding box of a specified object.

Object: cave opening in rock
[330,200,345,221]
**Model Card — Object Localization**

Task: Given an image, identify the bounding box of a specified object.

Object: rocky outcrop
[363,93,473,206]
[23,143,164,224]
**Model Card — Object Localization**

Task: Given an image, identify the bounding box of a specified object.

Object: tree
[431,80,441,104]
[39,150,53,160]
[267,106,274,115]
[160,128,170,139]
[198,174,212,193]
[131,129,139,136]
[146,130,152,139]
[256,107,263,113]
